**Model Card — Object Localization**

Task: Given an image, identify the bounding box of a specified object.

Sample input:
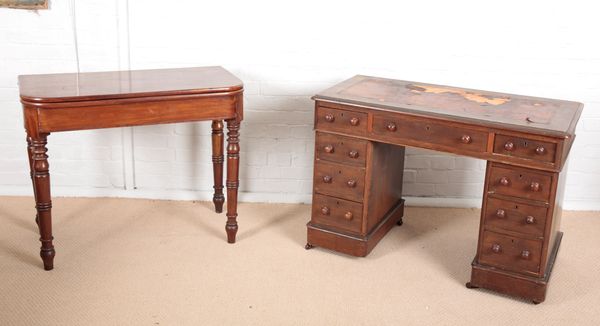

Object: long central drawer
[371,112,488,154]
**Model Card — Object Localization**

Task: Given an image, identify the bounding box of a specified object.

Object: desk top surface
[314,75,583,138]
[19,66,243,104]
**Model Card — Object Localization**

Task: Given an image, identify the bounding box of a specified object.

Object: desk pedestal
[306,95,577,304]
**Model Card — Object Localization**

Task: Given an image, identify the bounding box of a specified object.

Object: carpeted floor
[0,196,599,325]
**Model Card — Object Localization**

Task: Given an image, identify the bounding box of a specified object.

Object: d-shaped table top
[19,66,243,104]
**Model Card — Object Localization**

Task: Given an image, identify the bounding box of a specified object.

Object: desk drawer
[314,161,365,202]
[316,106,367,136]
[479,231,543,275]
[484,197,548,237]
[487,164,552,202]
[311,194,363,234]
[372,113,488,154]
[315,132,368,166]
[494,134,557,164]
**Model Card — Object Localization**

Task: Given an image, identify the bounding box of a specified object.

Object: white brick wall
[0,0,599,210]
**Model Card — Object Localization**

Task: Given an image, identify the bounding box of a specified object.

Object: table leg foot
[305,243,315,250]
[465,282,479,289]
[226,223,238,244]
[40,246,55,271]
[214,200,224,214]
[225,119,240,243]
[211,120,225,214]
[396,217,403,226]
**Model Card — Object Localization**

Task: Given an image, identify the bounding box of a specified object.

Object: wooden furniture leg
[26,135,40,231]
[31,133,55,270]
[211,120,225,213]
[225,119,240,243]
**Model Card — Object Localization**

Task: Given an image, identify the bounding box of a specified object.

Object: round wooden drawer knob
[347,179,357,188]
[321,206,330,215]
[350,117,360,126]
[526,215,535,224]
[521,250,531,259]
[324,145,334,153]
[386,122,397,132]
[530,182,540,192]
[461,135,472,144]
[496,209,506,218]
[535,146,546,155]
[504,141,515,151]
[499,177,510,186]
[492,244,502,253]
[325,114,335,122]
[348,150,359,159]
[344,212,353,220]
[322,175,333,183]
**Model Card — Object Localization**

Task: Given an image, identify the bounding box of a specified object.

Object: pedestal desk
[18,66,243,271]
[306,75,583,303]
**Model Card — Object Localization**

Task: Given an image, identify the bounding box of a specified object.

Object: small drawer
[493,134,557,164]
[371,112,488,154]
[479,231,543,275]
[311,194,363,234]
[484,197,548,237]
[487,164,552,202]
[315,106,368,136]
[315,132,368,166]
[314,160,365,202]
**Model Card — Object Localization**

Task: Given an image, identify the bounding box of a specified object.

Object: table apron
[32,95,238,133]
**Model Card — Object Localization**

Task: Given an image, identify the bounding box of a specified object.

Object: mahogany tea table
[18,66,243,270]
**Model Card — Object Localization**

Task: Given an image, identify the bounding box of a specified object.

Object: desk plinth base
[467,231,562,304]
[306,199,404,257]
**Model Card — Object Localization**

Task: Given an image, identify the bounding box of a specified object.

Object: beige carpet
[0,196,599,325]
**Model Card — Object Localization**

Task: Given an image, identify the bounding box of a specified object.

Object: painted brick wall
[1,0,599,210]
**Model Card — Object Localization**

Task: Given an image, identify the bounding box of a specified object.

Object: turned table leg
[31,134,55,270]
[225,119,240,243]
[211,120,225,213]
[26,136,40,231]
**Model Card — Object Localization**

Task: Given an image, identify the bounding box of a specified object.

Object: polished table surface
[19,66,243,271]
[308,75,582,303]
[19,66,243,103]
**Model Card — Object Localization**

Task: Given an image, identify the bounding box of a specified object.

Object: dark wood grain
[314,75,583,138]
[225,119,240,243]
[317,101,571,172]
[313,160,365,202]
[487,163,553,202]
[211,120,225,213]
[19,66,243,270]
[371,111,488,154]
[493,134,557,164]
[19,66,242,104]
[31,133,55,270]
[307,200,404,257]
[309,75,582,304]
[364,142,405,232]
[315,131,368,166]
[315,106,368,137]
[479,230,543,275]
[36,94,238,132]
[483,196,548,238]
[311,194,363,234]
